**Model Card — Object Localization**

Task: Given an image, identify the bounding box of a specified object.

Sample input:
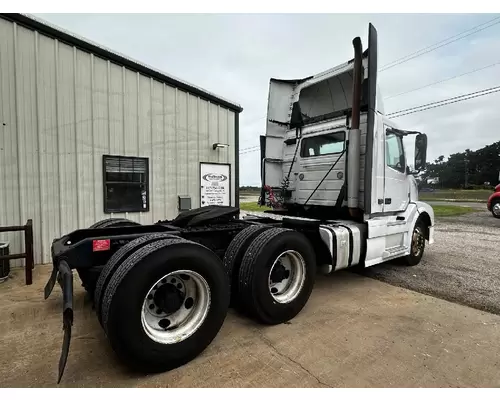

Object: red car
[487,184,500,218]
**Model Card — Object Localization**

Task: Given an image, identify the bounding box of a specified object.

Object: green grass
[419,189,491,202]
[240,202,271,212]
[432,204,477,217]
[240,202,476,219]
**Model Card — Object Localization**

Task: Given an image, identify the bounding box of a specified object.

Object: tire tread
[102,237,188,334]
[238,227,293,323]
[223,224,272,298]
[94,233,178,324]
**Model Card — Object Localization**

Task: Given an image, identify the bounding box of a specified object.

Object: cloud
[35,13,500,186]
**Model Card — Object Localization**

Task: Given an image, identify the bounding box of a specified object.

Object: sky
[34,13,500,186]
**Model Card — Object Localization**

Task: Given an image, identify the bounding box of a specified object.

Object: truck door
[383,126,409,213]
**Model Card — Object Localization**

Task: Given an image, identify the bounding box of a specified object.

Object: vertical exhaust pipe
[347,37,363,217]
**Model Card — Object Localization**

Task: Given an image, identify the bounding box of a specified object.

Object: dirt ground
[1,264,500,388]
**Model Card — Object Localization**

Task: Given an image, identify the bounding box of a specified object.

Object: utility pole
[464,155,469,188]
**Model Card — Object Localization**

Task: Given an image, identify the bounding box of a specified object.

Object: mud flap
[44,261,74,384]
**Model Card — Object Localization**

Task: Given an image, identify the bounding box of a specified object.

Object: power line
[388,86,500,119]
[387,84,500,116]
[383,16,500,68]
[384,61,500,100]
[381,16,500,71]
[239,145,260,154]
[380,16,500,72]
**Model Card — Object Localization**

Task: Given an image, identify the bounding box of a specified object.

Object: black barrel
[0,241,10,282]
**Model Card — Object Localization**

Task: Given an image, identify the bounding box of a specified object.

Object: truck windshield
[300,131,346,157]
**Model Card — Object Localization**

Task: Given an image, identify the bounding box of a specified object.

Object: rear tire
[101,238,230,373]
[89,218,141,229]
[94,233,178,326]
[223,224,272,306]
[238,228,316,325]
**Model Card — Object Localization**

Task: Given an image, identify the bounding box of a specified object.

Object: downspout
[347,37,363,218]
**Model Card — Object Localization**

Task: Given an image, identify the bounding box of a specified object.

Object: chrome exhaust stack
[347,37,363,217]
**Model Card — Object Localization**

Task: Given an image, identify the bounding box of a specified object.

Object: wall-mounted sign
[200,162,231,207]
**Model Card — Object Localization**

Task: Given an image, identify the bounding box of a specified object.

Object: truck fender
[409,201,435,245]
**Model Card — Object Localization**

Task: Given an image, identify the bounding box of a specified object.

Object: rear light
[93,239,111,252]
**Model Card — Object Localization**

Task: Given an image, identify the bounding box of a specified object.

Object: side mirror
[290,101,304,129]
[414,133,427,172]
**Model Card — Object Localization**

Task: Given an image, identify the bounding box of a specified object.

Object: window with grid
[103,155,149,213]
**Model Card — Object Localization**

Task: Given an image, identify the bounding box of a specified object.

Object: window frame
[300,130,346,158]
[102,154,150,214]
[385,129,406,174]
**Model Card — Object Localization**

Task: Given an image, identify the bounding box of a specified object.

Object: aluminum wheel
[412,225,425,257]
[268,250,306,304]
[493,202,500,217]
[141,270,211,344]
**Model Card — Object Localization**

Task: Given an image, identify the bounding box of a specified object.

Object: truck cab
[259,24,434,269]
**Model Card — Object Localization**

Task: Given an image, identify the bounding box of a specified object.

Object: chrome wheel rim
[412,226,425,257]
[141,270,210,344]
[268,250,306,304]
[493,203,500,217]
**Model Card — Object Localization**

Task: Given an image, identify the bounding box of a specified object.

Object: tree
[421,141,500,188]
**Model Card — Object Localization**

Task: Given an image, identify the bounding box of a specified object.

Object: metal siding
[217,107,228,164]
[227,111,236,206]
[108,63,126,219]
[151,80,166,222]
[17,26,40,263]
[92,56,109,224]
[57,41,79,236]
[207,103,219,163]
[0,20,22,266]
[176,90,188,201]
[38,33,60,263]
[164,85,177,220]
[123,68,138,222]
[0,18,239,264]
[187,94,199,208]
[75,49,94,229]
[138,74,152,224]
[108,64,124,159]
[197,99,210,207]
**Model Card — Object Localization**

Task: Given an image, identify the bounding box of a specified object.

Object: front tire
[491,200,500,219]
[101,238,230,373]
[403,219,426,266]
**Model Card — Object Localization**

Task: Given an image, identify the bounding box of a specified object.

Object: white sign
[200,163,231,207]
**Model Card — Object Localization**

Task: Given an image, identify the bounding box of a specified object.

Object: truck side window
[385,130,405,173]
[300,131,345,157]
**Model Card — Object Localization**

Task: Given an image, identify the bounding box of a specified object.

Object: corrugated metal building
[0,13,242,265]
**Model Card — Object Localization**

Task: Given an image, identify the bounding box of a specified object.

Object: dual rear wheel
[223,226,317,325]
[92,223,316,375]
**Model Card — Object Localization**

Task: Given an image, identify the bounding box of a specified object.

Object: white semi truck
[258,23,434,271]
[46,23,434,383]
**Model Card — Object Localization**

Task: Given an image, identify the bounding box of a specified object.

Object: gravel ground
[360,210,500,315]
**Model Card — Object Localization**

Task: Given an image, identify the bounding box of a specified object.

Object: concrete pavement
[1,265,500,387]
